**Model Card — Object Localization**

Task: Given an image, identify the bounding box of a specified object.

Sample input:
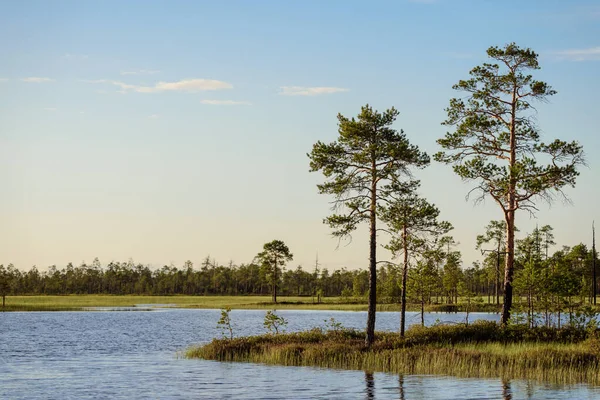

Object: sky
[1,0,599,272]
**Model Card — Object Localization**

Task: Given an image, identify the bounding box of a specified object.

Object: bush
[264,310,288,334]
[217,307,233,339]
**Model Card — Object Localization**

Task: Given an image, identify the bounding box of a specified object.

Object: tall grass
[3,295,347,311]
[186,322,600,385]
[3,295,502,312]
[0,304,82,312]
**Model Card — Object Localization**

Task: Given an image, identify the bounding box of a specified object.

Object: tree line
[0,225,596,309]
[0,255,360,299]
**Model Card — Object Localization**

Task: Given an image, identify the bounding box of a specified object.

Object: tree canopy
[309,104,429,346]
[256,240,293,304]
[434,43,585,323]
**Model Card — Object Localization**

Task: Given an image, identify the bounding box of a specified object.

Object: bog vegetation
[187,320,600,385]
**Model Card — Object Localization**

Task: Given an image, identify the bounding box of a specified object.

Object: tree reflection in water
[398,374,405,400]
[362,372,517,399]
[502,379,512,400]
[365,371,375,400]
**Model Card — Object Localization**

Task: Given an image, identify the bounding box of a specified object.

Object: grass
[1,295,502,312]
[0,304,83,312]
[2,295,356,311]
[186,322,600,385]
[1,295,303,311]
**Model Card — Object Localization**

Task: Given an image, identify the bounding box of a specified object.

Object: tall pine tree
[435,43,585,324]
[309,104,429,346]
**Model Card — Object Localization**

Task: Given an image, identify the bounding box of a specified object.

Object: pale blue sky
[1,0,599,271]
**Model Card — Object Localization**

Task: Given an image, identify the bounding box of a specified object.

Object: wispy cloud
[279,86,349,96]
[553,46,600,61]
[120,69,160,75]
[148,114,159,119]
[0,78,8,82]
[85,79,137,91]
[85,78,232,93]
[149,79,232,92]
[201,99,252,106]
[21,77,55,83]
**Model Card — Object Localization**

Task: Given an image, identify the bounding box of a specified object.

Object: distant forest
[1,226,598,311]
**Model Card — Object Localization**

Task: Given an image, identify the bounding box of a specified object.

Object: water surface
[1,309,598,399]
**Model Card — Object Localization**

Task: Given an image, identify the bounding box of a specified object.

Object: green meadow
[1,294,501,312]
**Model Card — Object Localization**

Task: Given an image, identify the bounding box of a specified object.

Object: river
[1,308,599,399]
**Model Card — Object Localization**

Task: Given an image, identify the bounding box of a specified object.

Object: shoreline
[186,322,600,385]
[0,294,502,312]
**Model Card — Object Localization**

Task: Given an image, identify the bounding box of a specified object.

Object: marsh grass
[3,295,340,311]
[186,322,600,385]
[0,304,82,312]
[3,295,502,312]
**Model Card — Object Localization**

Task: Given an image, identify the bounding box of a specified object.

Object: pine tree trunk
[365,159,377,347]
[496,242,501,306]
[501,209,516,324]
[400,222,408,336]
[273,258,277,304]
[501,89,518,326]
[593,223,597,305]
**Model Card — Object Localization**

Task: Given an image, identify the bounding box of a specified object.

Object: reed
[186,322,600,385]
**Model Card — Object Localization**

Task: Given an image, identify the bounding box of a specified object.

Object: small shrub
[264,310,287,334]
[324,317,344,332]
[586,333,600,354]
[217,307,234,339]
[340,287,353,301]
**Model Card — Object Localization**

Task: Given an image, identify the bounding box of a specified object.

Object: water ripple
[0,309,599,399]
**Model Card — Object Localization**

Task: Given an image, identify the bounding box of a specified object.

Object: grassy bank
[186,322,600,385]
[2,295,319,311]
[1,295,501,312]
